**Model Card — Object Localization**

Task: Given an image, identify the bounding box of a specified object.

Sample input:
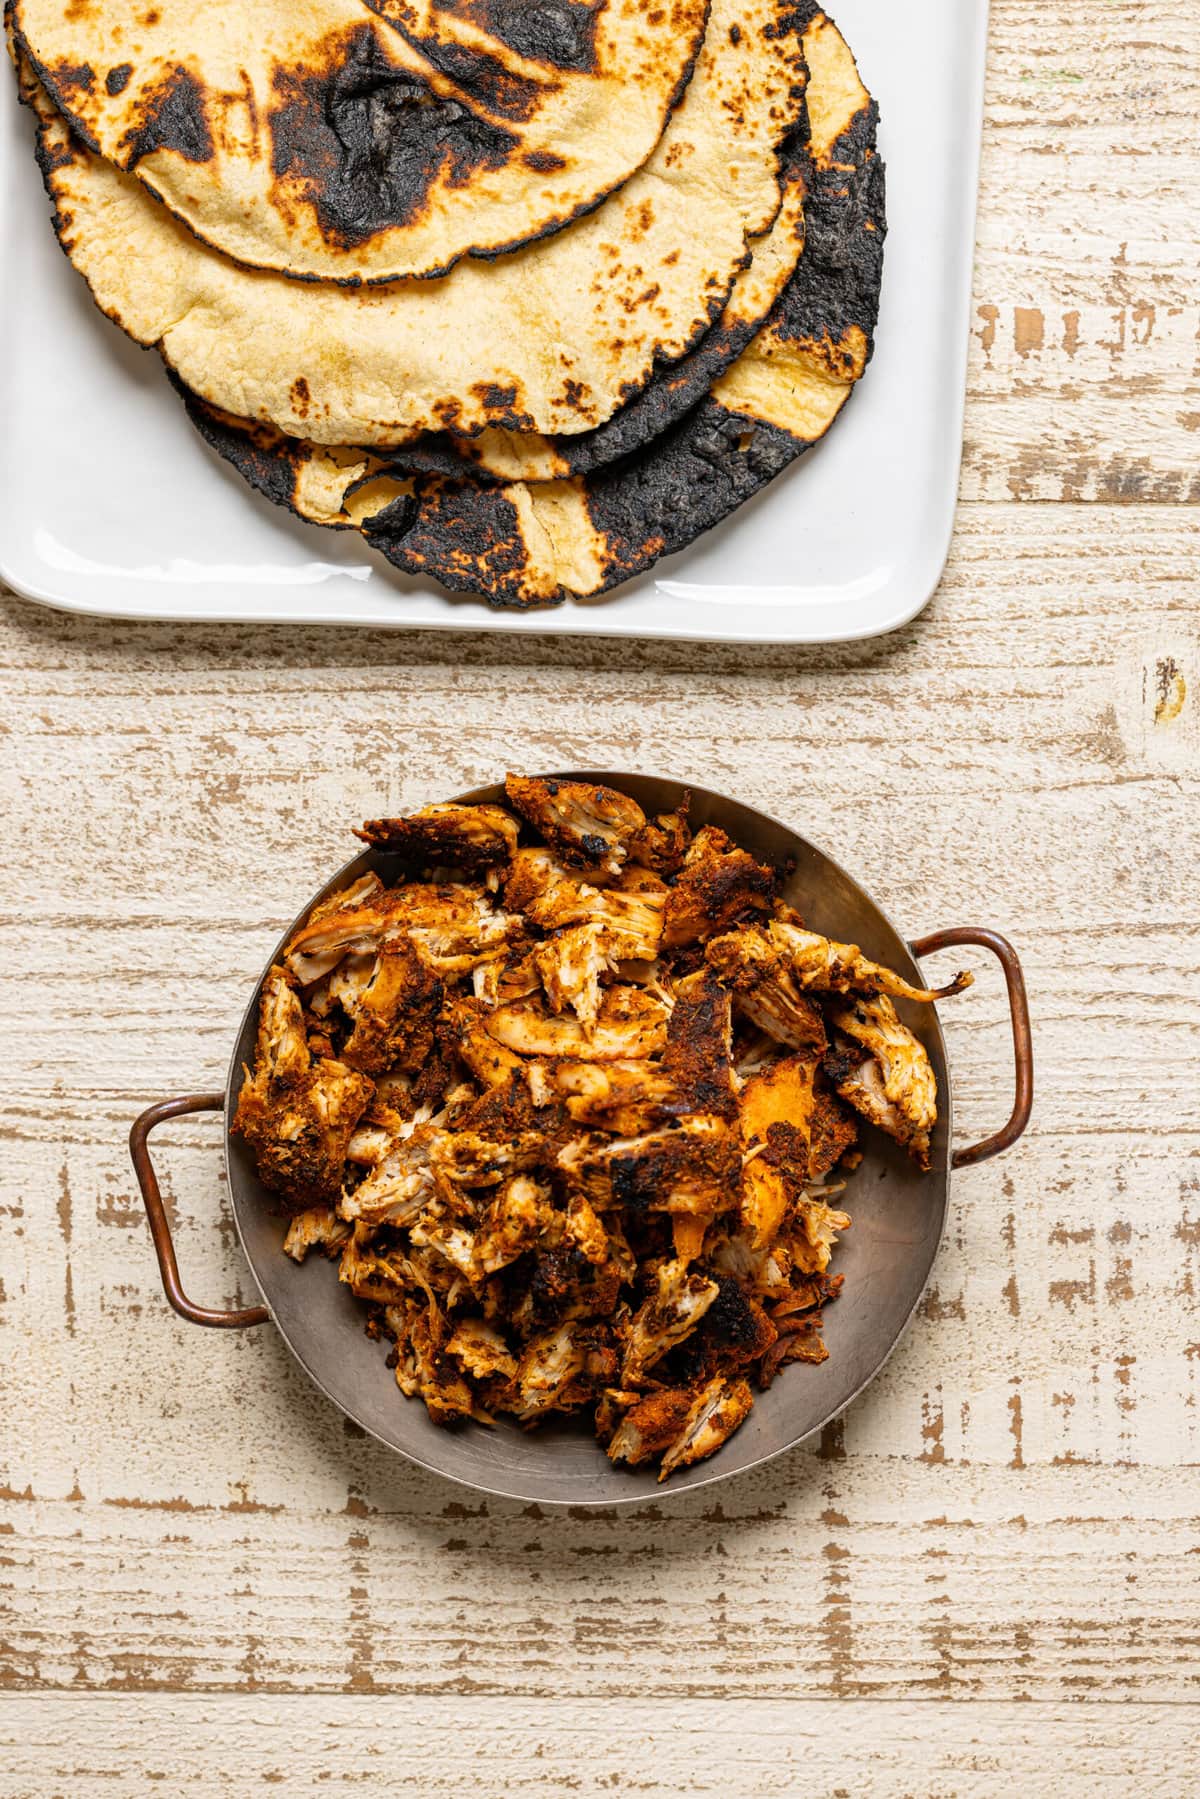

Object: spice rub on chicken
[233,777,970,1479]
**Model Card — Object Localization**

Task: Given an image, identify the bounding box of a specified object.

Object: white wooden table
[2,2,1198,1790]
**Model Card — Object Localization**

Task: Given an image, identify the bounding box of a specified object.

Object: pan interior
[224,774,951,1505]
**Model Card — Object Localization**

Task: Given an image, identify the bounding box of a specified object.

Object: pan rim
[222,770,953,1508]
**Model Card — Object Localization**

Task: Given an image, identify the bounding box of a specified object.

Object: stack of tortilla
[8,0,885,608]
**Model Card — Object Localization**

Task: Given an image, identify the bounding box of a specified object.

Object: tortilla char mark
[373,478,546,608]
[364,0,557,122]
[118,63,213,165]
[415,0,604,72]
[771,122,883,365]
[43,57,95,97]
[269,24,521,250]
[177,387,306,514]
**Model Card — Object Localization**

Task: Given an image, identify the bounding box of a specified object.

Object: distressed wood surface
[4,1699,1200,1798]
[1,0,1198,1792]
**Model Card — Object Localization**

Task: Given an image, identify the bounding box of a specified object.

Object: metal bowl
[131,773,1032,1506]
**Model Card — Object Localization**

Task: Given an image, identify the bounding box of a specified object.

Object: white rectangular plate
[0,0,988,644]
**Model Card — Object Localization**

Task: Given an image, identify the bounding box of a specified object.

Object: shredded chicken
[657,1376,755,1481]
[233,778,969,1478]
[506,773,645,873]
[824,994,940,1170]
[621,1261,720,1384]
[706,927,828,1054]
[768,918,972,1003]
[628,799,692,876]
[233,967,373,1208]
[533,921,620,1026]
[504,848,665,957]
[355,803,519,873]
[738,1052,825,1247]
[485,988,671,1061]
[662,827,777,947]
[282,1206,351,1262]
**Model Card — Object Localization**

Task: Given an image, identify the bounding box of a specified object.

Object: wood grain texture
[3,1698,1199,1797]
[1,0,1198,1790]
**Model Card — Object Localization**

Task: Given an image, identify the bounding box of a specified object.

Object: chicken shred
[505,774,645,874]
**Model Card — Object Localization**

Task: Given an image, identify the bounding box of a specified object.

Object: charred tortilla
[17,0,810,445]
[9,0,710,284]
[180,94,885,606]
[388,10,872,485]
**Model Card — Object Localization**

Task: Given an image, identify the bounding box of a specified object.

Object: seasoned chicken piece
[495,953,544,1006]
[386,1296,486,1425]
[508,1245,622,1338]
[371,1069,417,1114]
[346,1098,415,1167]
[758,1319,830,1386]
[615,864,670,898]
[565,1124,724,1259]
[340,1129,438,1230]
[486,987,671,1061]
[662,827,777,947]
[401,893,524,976]
[439,995,526,1088]
[322,952,376,1019]
[282,1206,351,1263]
[340,936,444,1075]
[453,1064,562,1136]
[338,1223,410,1304]
[606,1386,696,1466]
[825,994,939,1169]
[662,966,737,1119]
[515,1323,618,1420]
[429,1127,546,1189]
[620,1260,719,1384]
[533,922,618,1026]
[628,799,691,876]
[505,774,645,874]
[503,845,578,912]
[248,962,310,1085]
[565,1118,740,1222]
[472,959,503,1007]
[565,1190,610,1265]
[587,886,666,961]
[787,1199,853,1277]
[705,928,827,1055]
[738,1052,821,1246]
[473,949,540,1009]
[302,872,386,936]
[285,883,411,984]
[808,1085,859,1181]
[473,1175,555,1276]
[409,1211,481,1282]
[658,1375,755,1481]
[446,1318,518,1382]
[671,1275,777,1384]
[504,849,664,957]
[771,1271,845,1320]
[769,918,971,1003]
[286,883,522,983]
[554,1059,678,1135]
[233,966,373,1209]
[355,803,519,873]
[346,1122,398,1166]
[318,871,388,910]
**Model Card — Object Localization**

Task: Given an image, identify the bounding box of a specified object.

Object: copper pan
[130,774,1032,1506]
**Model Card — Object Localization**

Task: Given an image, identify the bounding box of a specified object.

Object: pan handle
[909,927,1033,1169]
[129,1093,270,1328]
